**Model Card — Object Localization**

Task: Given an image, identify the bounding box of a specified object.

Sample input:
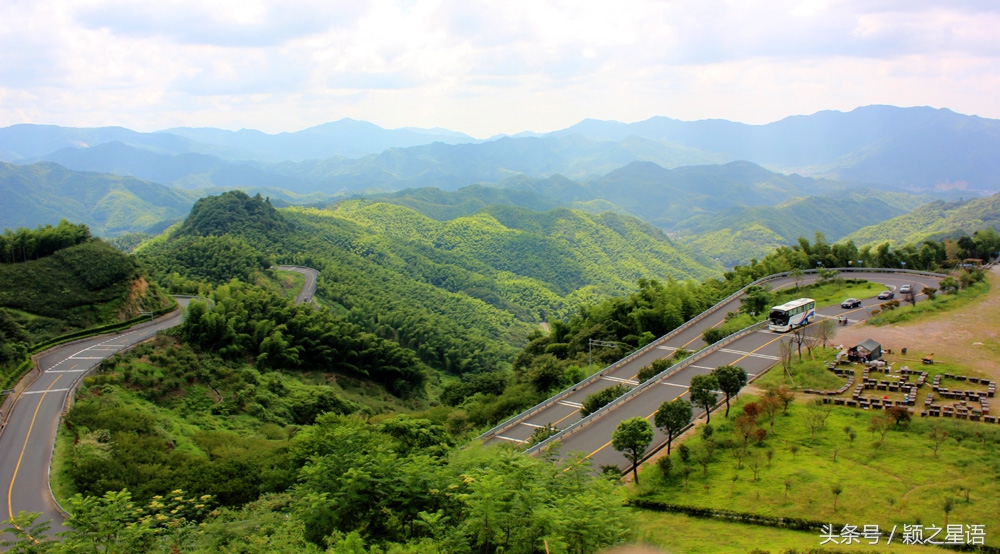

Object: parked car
[877,290,895,300]
[841,298,862,309]
[899,284,912,294]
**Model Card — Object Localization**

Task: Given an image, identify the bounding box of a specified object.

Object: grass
[773,280,888,309]
[274,269,306,300]
[50,424,79,510]
[868,281,990,326]
[632,509,951,553]
[755,347,847,392]
[633,394,1000,547]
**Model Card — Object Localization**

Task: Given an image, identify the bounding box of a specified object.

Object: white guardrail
[524,320,768,455]
[477,267,947,443]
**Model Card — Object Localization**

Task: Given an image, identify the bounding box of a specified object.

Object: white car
[899,284,912,294]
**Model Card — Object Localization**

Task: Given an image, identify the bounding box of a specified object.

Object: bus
[768,298,816,332]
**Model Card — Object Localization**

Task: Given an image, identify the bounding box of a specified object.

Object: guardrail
[478,267,948,443]
[524,321,768,456]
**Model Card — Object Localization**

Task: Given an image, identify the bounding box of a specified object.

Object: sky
[1,0,999,138]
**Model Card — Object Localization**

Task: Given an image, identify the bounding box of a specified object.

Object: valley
[2,108,1000,554]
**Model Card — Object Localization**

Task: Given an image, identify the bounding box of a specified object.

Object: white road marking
[718,348,779,361]
[661,382,690,389]
[496,435,527,444]
[557,400,583,408]
[46,370,88,374]
[520,422,544,428]
[602,376,639,385]
[656,345,678,351]
[22,388,71,395]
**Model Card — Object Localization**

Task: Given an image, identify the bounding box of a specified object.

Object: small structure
[848,339,882,362]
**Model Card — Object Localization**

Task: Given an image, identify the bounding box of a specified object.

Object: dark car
[841,298,862,309]
[877,290,895,300]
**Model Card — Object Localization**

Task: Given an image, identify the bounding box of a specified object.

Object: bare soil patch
[834,267,1000,381]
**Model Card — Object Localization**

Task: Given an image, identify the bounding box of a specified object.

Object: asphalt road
[0,299,191,534]
[481,270,943,472]
[0,265,322,537]
[276,265,319,307]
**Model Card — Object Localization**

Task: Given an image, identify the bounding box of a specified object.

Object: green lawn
[273,269,306,300]
[868,281,990,326]
[632,394,1000,548]
[773,280,888,309]
[632,509,952,553]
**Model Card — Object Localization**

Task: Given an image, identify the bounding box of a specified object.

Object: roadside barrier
[524,321,768,456]
[479,267,947,443]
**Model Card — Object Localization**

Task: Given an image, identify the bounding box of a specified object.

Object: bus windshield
[769,309,789,326]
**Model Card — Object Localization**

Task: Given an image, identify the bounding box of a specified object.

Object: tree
[1,511,51,553]
[689,374,719,425]
[804,400,831,439]
[654,398,693,456]
[760,393,782,434]
[774,385,795,414]
[739,286,774,316]
[929,425,948,457]
[831,482,844,511]
[943,496,955,526]
[814,318,837,349]
[783,476,793,503]
[712,365,748,418]
[612,417,654,485]
[778,341,795,385]
[869,414,893,447]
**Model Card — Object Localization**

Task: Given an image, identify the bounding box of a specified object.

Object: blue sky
[1,0,998,137]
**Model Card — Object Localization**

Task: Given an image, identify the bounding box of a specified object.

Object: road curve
[275,265,319,307]
[1,267,319,536]
[0,299,190,534]
[481,270,943,472]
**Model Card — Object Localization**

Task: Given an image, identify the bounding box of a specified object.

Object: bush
[580,384,630,417]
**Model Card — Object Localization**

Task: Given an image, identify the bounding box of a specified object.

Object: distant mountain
[259,134,728,191]
[846,192,1000,246]
[36,141,310,191]
[163,119,479,161]
[0,161,334,236]
[0,124,254,162]
[549,106,1000,194]
[499,160,861,229]
[0,162,196,235]
[675,189,932,266]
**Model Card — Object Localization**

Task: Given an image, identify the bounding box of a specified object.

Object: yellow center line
[7,375,64,525]
[583,332,786,461]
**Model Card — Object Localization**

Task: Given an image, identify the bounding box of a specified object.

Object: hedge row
[0,300,179,391]
[627,499,1000,553]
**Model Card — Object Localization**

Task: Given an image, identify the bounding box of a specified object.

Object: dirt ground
[833,266,1000,381]
[633,267,1000,476]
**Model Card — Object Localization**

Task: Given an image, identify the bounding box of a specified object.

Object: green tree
[612,417,655,485]
[689,374,719,425]
[654,398,693,456]
[1,511,52,553]
[712,365,748,418]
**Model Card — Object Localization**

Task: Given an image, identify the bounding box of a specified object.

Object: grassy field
[271,269,306,300]
[632,509,952,553]
[773,280,888,309]
[632,393,1000,548]
[756,346,994,394]
[868,281,990,327]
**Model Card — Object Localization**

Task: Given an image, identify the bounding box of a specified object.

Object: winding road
[0,266,318,536]
[479,269,944,473]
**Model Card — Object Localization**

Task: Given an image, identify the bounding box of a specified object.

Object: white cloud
[0,0,998,136]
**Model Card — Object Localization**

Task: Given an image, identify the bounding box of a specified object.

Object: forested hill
[846,192,1000,247]
[675,189,931,266]
[0,221,173,381]
[139,192,719,379]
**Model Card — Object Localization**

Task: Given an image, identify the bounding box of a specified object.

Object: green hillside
[847,192,1000,247]
[676,189,930,266]
[0,162,196,235]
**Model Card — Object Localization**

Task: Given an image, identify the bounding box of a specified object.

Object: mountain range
[3,105,1000,265]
